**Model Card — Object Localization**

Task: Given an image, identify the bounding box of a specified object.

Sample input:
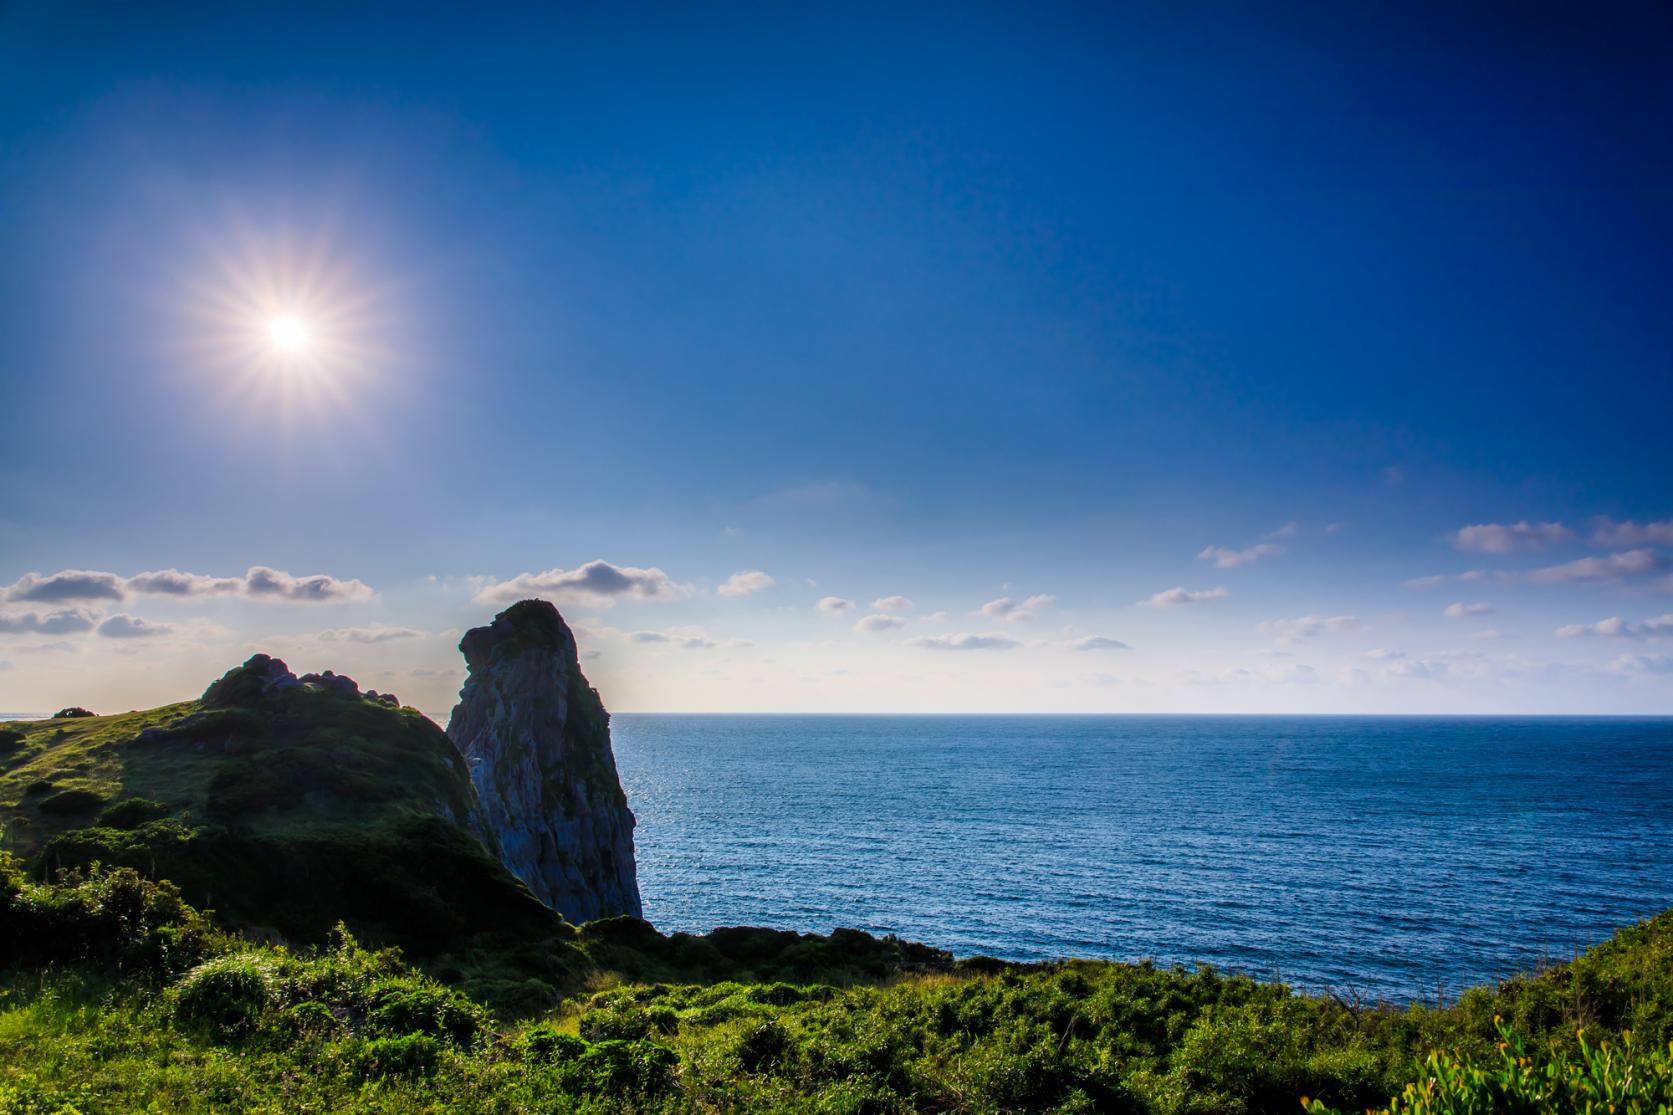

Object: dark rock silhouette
[446,599,641,923]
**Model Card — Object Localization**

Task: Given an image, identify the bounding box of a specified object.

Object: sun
[266,315,311,353]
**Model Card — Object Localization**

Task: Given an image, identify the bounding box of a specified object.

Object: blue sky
[2,1,1670,715]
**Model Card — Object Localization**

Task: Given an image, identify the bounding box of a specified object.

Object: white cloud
[717,570,775,597]
[1197,542,1282,568]
[1072,636,1131,651]
[1555,614,1673,639]
[473,560,683,607]
[854,614,906,633]
[908,632,1021,651]
[1270,522,1299,538]
[1443,602,1495,618]
[1470,628,1511,641]
[318,624,425,644]
[979,593,1057,623]
[1526,549,1663,585]
[1260,614,1363,645]
[4,570,126,603]
[1450,521,1572,553]
[1610,653,1673,676]
[0,608,99,636]
[1141,586,1229,608]
[1409,550,1664,590]
[1592,518,1673,547]
[629,626,718,649]
[125,569,245,597]
[3,567,374,605]
[871,595,913,612]
[1181,663,1320,686]
[244,566,376,603]
[923,611,949,623]
[816,596,854,615]
[97,615,176,639]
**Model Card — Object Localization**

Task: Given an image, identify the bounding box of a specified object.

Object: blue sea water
[611,715,1673,1002]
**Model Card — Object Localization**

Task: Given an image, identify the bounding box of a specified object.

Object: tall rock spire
[446,599,642,922]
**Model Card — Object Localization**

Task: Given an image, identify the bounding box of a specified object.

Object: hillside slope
[0,661,564,961]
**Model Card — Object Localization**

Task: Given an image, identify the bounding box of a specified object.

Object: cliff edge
[446,599,642,922]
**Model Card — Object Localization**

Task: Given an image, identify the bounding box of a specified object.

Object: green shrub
[518,1023,588,1063]
[576,1038,679,1097]
[1306,1019,1673,1115]
[0,855,217,977]
[579,1005,654,1042]
[173,953,280,1039]
[36,788,105,816]
[275,999,343,1040]
[368,977,487,1045]
[96,797,170,829]
[732,1017,794,1073]
[352,1033,443,1079]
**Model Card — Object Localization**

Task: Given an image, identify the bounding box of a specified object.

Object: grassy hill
[1,858,1670,1113]
[0,687,564,961]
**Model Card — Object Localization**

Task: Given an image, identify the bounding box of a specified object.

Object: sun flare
[175,218,397,429]
[266,315,311,352]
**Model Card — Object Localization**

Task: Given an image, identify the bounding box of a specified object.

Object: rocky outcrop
[446,600,641,923]
[201,654,398,708]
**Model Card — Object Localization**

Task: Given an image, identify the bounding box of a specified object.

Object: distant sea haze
[612,714,1673,1002]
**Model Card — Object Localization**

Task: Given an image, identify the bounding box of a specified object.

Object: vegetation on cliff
[2,853,1671,1113]
[0,683,578,1004]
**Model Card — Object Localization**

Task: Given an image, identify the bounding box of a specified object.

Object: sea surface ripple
[612,714,1673,1001]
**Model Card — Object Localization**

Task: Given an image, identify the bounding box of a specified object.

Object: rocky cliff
[446,599,642,923]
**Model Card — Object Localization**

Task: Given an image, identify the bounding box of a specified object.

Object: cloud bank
[474,560,683,607]
[1197,542,1282,568]
[979,594,1055,622]
[1260,614,1362,645]
[1556,614,1673,639]
[97,615,176,639]
[1450,521,1572,553]
[717,570,775,597]
[908,633,1020,651]
[1072,636,1131,651]
[0,608,99,636]
[318,624,424,644]
[1592,518,1673,547]
[3,566,373,605]
[1141,586,1229,608]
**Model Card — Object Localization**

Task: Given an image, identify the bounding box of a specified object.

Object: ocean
[611,714,1673,1002]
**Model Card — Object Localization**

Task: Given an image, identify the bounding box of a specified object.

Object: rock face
[446,600,641,923]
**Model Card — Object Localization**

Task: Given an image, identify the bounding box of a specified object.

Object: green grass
[0,696,563,967]
[3,854,1672,1114]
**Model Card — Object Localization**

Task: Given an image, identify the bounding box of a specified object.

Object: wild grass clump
[1305,1017,1673,1114]
[0,853,219,977]
[173,952,281,1038]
